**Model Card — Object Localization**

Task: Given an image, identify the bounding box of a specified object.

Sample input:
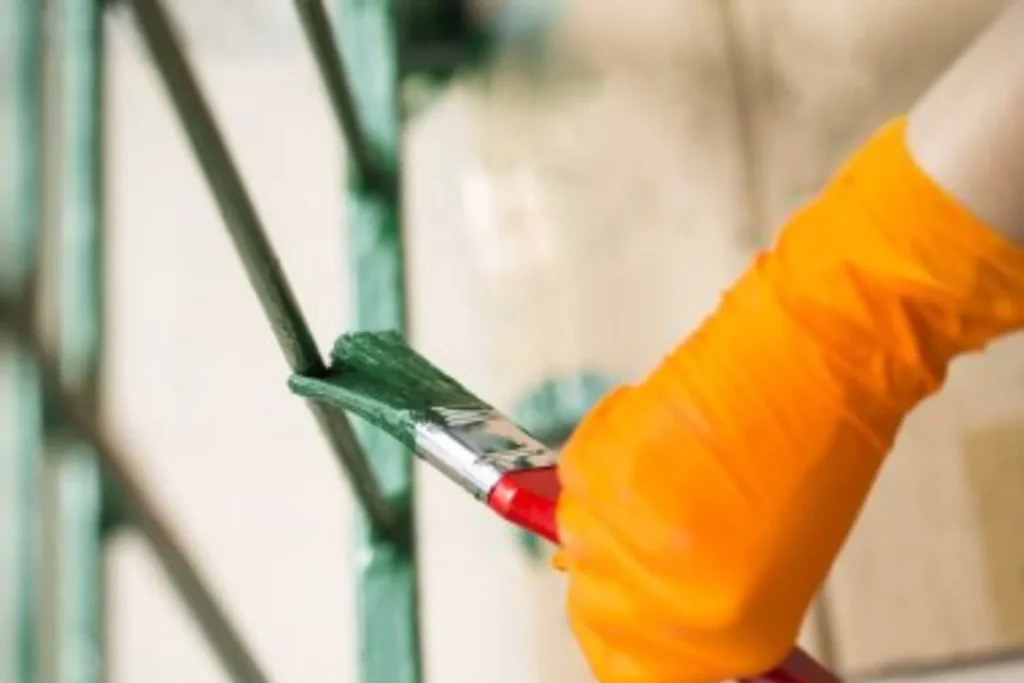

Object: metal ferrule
[413,407,558,499]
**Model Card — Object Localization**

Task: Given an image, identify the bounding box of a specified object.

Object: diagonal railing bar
[124,0,397,534]
[0,296,276,683]
[292,0,391,192]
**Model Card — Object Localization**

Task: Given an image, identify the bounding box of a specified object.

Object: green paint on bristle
[288,331,489,449]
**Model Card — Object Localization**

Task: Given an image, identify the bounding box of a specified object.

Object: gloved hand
[555,118,1024,683]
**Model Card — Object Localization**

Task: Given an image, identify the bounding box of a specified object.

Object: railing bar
[123,0,396,534]
[55,0,107,680]
[1,1,45,681]
[125,0,321,375]
[336,0,423,680]
[0,296,276,683]
[293,0,389,191]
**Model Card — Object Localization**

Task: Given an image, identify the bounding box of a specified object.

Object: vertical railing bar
[55,0,106,681]
[123,0,397,534]
[292,0,389,191]
[337,0,422,681]
[1,1,45,682]
[0,297,277,683]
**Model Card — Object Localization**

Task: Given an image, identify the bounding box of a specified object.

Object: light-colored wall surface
[870,660,1024,683]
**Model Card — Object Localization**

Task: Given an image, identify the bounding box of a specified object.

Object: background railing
[1,1,564,681]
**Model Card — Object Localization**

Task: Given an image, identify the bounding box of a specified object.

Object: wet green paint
[293,342,621,561]
[289,331,489,449]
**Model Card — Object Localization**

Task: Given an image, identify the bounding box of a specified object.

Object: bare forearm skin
[908,0,1024,245]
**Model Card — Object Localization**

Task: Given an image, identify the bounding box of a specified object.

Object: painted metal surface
[56,1,106,681]
[335,0,422,680]
[125,0,397,534]
[0,2,44,682]
[293,0,388,192]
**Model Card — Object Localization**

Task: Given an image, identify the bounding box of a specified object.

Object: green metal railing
[0,1,565,681]
[57,1,106,682]
[1,0,419,680]
[2,3,45,683]
[128,0,419,678]
[332,3,421,680]
[129,0,397,533]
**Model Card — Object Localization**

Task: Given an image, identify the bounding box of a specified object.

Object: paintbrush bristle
[288,330,489,448]
[290,330,558,499]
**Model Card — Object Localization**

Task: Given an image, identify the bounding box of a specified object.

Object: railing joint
[292,0,393,192]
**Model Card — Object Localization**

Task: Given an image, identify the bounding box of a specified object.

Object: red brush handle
[487,466,842,683]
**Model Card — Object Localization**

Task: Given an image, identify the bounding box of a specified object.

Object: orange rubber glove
[555,117,1024,683]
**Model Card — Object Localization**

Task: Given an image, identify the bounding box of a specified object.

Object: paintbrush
[289,330,842,683]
